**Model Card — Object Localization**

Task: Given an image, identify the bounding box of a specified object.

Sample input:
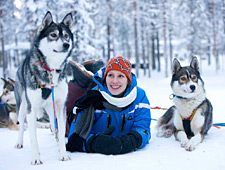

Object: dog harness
[36,62,62,100]
[180,106,199,138]
[36,61,60,141]
[0,103,12,127]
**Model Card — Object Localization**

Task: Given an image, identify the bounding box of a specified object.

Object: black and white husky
[14,11,74,164]
[156,57,213,151]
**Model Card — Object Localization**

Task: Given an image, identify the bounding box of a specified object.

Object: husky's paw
[36,122,50,129]
[185,140,196,151]
[185,144,196,151]
[180,140,189,148]
[157,127,174,138]
[31,159,43,165]
[15,143,23,149]
[163,129,173,138]
[60,154,71,161]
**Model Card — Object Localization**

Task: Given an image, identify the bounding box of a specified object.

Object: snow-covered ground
[0,58,225,170]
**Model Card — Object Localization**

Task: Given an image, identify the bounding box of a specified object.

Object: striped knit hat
[104,56,132,82]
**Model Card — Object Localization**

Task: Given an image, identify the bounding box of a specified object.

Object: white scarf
[99,87,137,108]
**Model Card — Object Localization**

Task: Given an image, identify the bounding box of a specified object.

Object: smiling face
[105,70,129,97]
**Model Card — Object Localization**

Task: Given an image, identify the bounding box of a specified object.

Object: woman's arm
[131,87,151,148]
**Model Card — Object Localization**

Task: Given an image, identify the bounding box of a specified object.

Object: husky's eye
[64,33,69,39]
[50,33,57,38]
[180,76,187,82]
[191,75,197,81]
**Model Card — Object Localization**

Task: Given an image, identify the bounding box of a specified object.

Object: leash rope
[39,61,59,141]
[50,73,59,142]
[150,106,225,128]
[212,123,225,129]
[150,106,168,110]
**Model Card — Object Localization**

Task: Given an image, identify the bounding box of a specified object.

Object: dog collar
[40,61,54,72]
[169,94,188,100]
[40,62,62,73]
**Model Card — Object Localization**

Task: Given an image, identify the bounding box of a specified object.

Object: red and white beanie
[104,56,132,82]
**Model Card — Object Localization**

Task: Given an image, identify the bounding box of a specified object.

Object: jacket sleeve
[131,87,151,149]
[67,109,82,140]
[67,109,97,152]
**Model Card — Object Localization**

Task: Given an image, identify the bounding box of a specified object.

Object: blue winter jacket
[68,67,151,151]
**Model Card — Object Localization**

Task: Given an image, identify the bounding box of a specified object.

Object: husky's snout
[190,85,196,92]
[63,43,70,50]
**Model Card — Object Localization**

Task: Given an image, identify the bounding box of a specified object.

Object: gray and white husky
[156,57,213,151]
[14,11,74,164]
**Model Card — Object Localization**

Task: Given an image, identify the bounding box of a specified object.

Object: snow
[0,58,225,170]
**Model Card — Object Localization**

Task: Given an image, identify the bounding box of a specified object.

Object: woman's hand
[86,126,142,155]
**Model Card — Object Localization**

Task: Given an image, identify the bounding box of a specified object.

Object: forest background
[1,1,225,169]
[0,0,225,79]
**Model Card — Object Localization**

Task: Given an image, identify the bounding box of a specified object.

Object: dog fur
[156,57,213,151]
[0,78,50,129]
[14,11,74,164]
[0,78,18,129]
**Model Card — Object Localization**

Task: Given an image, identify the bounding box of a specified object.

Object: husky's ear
[38,11,53,33]
[1,78,8,85]
[62,13,73,29]
[172,58,181,75]
[190,56,200,72]
[8,78,15,85]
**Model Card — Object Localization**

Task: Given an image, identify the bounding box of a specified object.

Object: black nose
[190,85,196,92]
[63,43,70,50]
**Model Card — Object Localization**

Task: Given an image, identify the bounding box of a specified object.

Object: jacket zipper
[120,114,127,133]
[106,114,112,128]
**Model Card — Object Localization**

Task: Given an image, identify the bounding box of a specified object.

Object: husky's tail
[15,57,33,115]
[14,75,22,116]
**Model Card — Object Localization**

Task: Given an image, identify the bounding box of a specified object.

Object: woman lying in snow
[66,56,151,155]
